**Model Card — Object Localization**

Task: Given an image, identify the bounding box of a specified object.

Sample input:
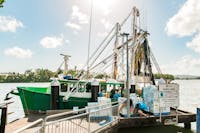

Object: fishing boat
[12,78,123,114]
[10,7,177,115]
[10,53,124,114]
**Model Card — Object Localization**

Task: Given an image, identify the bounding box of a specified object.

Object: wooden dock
[5,108,196,133]
[5,110,72,133]
[119,108,196,128]
[99,108,196,133]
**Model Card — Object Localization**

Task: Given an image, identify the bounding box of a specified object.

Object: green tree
[154,73,174,80]
[0,0,5,8]
[25,70,35,82]
[34,69,55,82]
[95,73,110,79]
[67,69,77,77]
[0,75,6,82]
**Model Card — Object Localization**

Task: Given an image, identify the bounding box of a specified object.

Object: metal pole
[126,33,130,118]
[88,112,90,133]
[121,33,130,118]
[87,0,93,78]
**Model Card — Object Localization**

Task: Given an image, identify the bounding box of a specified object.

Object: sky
[0,0,200,76]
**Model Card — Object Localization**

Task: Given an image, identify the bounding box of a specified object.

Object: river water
[0,80,199,131]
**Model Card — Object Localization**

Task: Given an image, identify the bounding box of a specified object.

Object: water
[0,82,49,122]
[0,80,199,131]
[176,80,200,132]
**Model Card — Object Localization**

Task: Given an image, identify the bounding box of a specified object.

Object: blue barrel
[197,108,200,133]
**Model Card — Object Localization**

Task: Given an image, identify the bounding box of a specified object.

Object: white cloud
[97,19,112,37]
[186,33,200,53]
[4,46,32,58]
[71,5,89,24]
[66,5,88,31]
[165,0,200,37]
[0,16,23,32]
[100,19,112,30]
[65,39,70,44]
[40,35,64,48]
[93,0,112,15]
[161,55,200,75]
[97,32,108,37]
[65,22,81,30]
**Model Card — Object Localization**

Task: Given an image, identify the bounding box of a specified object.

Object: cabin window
[109,84,114,90]
[100,84,106,93]
[61,83,68,92]
[78,84,85,92]
[70,83,74,91]
[69,83,76,92]
[115,85,120,90]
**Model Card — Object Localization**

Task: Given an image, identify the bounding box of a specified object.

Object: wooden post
[91,80,99,102]
[50,79,60,110]
[0,106,7,133]
[184,122,191,129]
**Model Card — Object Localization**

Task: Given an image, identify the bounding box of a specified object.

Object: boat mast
[87,0,93,78]
[130,7,140,83]
[60,54,71,76]
[113,23,120,80]
[121,32,130,117]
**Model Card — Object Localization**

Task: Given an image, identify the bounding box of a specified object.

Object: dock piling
[184,122,191,129]
[197,108,200,133]
[0,106,7,133]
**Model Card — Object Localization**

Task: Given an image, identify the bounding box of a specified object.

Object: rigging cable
[87,0,93,77]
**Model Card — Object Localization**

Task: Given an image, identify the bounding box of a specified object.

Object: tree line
[0,69,56,83]
[154,73,175,80]
[0,68,175,83]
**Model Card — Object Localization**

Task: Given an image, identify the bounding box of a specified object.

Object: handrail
[14,118,44,133]
[45,112,89,126]
[14,101,119,133]
[45,101,118,122]
[44,102,119,133]
[90,104,118,114]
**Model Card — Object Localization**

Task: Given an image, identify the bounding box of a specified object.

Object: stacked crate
[143,85,170,116]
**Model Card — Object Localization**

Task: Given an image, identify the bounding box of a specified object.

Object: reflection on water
[0,80,199,132]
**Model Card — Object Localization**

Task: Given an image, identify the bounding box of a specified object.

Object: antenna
[60,54,71,76]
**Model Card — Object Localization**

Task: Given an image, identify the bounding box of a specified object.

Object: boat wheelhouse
[14,78,124,114]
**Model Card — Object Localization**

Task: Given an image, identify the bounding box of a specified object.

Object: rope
[88,33,115,69]
[120,11,132,27]
[75,25,116,78]
[89,53,114,71]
